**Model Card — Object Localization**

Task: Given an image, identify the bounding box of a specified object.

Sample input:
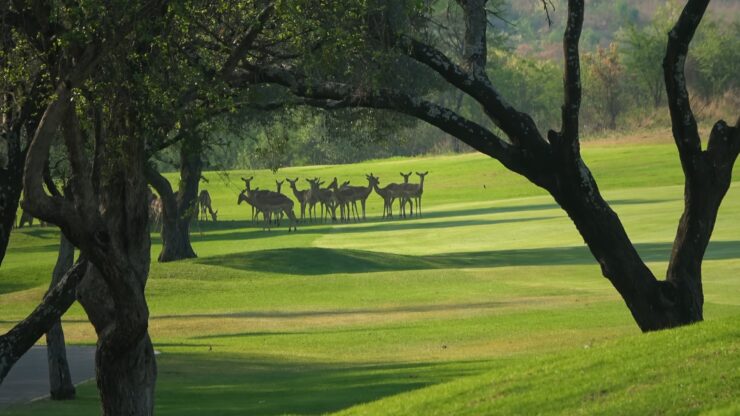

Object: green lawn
[1,136,738,415]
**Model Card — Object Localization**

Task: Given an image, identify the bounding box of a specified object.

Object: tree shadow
[153,353,492,416]
[418,198,672,221]
[154,300,526,322]
[196,241,740,276]
[320,215,556,234]
[10,227,59,239]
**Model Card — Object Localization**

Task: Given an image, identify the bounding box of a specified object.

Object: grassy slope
[337,318,740,416]
[1,136,738,415]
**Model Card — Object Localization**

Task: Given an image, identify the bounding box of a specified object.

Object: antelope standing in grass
[410,171,428,217]
[305,178,322,222]
[286,177,309,221]
[340,177,374,221]
[399,171,428,217]
[197,190,218,222]
[241,176,274,222]
[329,179,356,222]
[238,188,298,231]
[148,195,163,232]
[399,171,413,218]
[367,173,403,219]
[307,177,338,222]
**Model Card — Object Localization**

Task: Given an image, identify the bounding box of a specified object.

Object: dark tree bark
[0,122,24,265]
[77,265,157,415]
[145,136,204,262]
[662,0,740,324]
[0,87,43,266]
[45,234,76,400]
[16,3,165,414]
[249,0,738,331]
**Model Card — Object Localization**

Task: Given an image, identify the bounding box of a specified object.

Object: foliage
[689,18,740,98]
[583,43,628,131]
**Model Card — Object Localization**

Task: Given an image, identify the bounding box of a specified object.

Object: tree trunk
[77,265,156,415]
[45,234,76,400]
[548,160,679,331]
[158,210,196,262]
[147,134,203,262]
[0,125,24,266]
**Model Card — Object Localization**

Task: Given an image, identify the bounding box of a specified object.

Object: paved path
[0,345,96,411]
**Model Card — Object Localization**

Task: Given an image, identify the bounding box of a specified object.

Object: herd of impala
[18,172,428,233]
[232,171,429,231]
[144,172,429,231]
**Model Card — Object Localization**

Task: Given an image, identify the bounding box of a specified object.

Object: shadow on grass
[325,215,555,234]
[11,227,59,239]
[173,198,673,242]
[417,198,673,221]
[153,353,491,416]
[195,241,740,276]
[154,300,522,322]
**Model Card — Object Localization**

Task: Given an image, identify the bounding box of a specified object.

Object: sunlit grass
[1,138,738,415]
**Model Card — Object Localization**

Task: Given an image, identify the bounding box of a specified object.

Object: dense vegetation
[184,0,740,171]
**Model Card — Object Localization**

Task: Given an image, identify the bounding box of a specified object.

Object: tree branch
[21,84,81,233]
[61,105,99,218]
[247,65,525,173]
[663,0,708,170]
[220,3,275,78]
[395,36,547,152]
[0,258,88,385]
[558,0,584,156]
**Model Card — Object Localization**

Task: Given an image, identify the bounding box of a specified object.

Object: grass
[1,135,738,415]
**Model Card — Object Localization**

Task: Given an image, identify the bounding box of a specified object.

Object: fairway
[1,137,739,415]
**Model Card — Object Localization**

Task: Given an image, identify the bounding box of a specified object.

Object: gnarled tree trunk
[45,233,76,400]
[146,134,203,262]
[0,124,24,265]
[77,265,156,414]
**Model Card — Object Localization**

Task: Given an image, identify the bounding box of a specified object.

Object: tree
[583,43,626,130]
[0,2,168,414]
[619,5,676,108]
[251,0,738,331]
[689,18,740,99]
[144,1,277,262]
[0,11,47,265]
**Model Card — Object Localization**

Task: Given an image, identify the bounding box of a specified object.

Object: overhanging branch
[0,258,88,385]
[245,65,525,172]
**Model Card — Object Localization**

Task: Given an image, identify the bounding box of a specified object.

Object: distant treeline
[161,0,737,172]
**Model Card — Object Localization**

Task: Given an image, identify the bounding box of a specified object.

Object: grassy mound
[337,318,740,415]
